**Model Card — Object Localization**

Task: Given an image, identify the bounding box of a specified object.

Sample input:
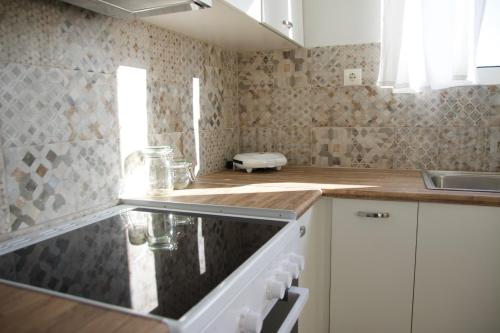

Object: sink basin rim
[421,170,500,193]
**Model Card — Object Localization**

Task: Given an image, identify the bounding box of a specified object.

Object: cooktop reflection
[0,209,284,319]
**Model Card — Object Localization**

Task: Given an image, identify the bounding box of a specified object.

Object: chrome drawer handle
[282,20,294,29]
[299,226,306,238]
[357,211,390,219]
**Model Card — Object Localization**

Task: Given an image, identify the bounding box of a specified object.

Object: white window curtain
[378,0,486,93]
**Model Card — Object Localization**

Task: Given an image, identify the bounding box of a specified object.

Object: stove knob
[239,308,263,333]
[284,261,300,279]
[266,279,286,300]
[289,253,305,271]
[275,270,293,288]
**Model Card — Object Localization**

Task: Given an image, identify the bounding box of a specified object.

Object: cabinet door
[288,0,304,45]
[261,0,303,45]
[261,0,289,36]
[413,203,500,333]
[331,199,417,333]
[223,0,261,21]
[297,198,332,333]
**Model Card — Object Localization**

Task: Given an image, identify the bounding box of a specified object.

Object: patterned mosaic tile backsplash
[1,0,499,237]
[0,0,238,234]
[238,44,500,171]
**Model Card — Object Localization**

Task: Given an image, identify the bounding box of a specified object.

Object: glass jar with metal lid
[171,160,195,190]
[141,146,174,196]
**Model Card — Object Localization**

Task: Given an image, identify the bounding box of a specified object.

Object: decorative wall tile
[273,88,313,127]
[400,90,441,127]
[0,0,55,66]
[306,46,341,88]
[0,0,239,235]
[439,86,493,127]
[239,127,257,153]
[312,127,350,167]
[279,144,311,166]
[147,74,191,135]
[239,43,498,171]
[113,19,149,69]
[181,130,197,166]
[438,127,487,171]
[0,63,117,148]
[65,71,118,141]
[486,87,500,126]
[311,88,335,127]
[238,51,278,90]
[394,127,439,169]
[199,129,230,175]
[225,128,239,163]
[257,128,279,152]
[332,86,395,127]
[4,142,75,230]
[147,25,179,76]
[239,88,274,127]
[4,139,120,232]
[0,63,70,147]
[487,127,500,172]
[200,66,224,131]
[274,48,309,89]
[0,208,9,235]
[74,139,121,212]
[334,43,380,86]
[0,138,8,233]
[278,126,311,146]
[349,127,395,169]
[49,5,117,73]
[149,132,183,158]
[178,38,206,78]
[0,0,118,72]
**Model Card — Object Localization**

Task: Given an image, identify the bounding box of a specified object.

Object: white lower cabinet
[297,198,332,333]
[330,198,418,333]
[412,203,500,333]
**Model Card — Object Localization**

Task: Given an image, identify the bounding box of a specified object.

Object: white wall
[303,0,381,47]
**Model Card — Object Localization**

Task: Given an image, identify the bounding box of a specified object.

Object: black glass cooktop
[0,209,283,319]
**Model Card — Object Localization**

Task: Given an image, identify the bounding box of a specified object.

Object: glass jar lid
[141,146,173,158]
[170,160,192,169]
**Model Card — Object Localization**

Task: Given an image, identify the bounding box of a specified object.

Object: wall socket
[344,68,362,86]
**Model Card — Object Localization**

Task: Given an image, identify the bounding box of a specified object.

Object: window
[476,0,500,67]
[476,0,500,84]
[117,66,148,168]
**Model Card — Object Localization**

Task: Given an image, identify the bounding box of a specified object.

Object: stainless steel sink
[422,170,500,193]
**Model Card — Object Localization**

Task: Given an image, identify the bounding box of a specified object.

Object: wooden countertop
[147,181,322,218]
[195,167,500,208]
[3,166,498,331]
[0,284,169,333]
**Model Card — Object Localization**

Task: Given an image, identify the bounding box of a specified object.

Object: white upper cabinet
[262,0,304,45]
[224,0,262,21]
[143,0,303,50]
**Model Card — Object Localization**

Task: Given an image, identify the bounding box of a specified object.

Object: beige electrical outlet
[344,68,362,86]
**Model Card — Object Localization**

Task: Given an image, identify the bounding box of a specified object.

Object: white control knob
[284,261,300,279]
[289,253,305,271]
[275,270,293,288]
[239,308,263,333]
[266,279,286,300]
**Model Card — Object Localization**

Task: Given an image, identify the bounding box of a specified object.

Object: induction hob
[0,208,283,320]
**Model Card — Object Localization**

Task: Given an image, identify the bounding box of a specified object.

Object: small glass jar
[141,146,174,196]
[147,212,178,251]
[171,160,195,190]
